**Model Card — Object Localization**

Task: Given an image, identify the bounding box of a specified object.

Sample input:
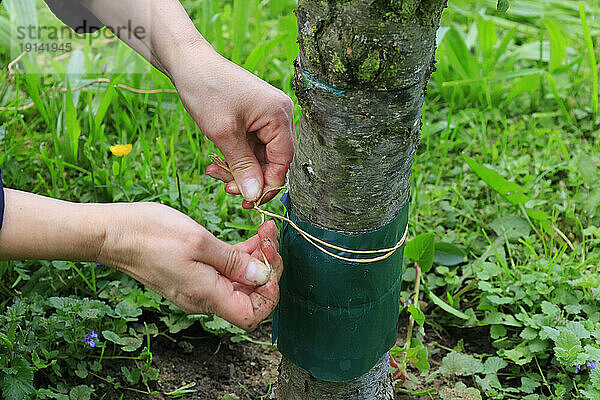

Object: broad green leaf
[404,233,435,272]
[119,336,143,352]
[581,389,600,400]
[203,316,244,335]
[502,345,533,365]
[584,345,600,362]
[407,338,430,373]
[541,301,560,317]
[528,339,547,354]
[565,321,590,340]
[591,368,600,387]
[439,351,484,377]
[112,161,120,176]
[433,242,466,266]
[159,314,195,334]
[440,28,477,80]
[490,215,531,242]
[121,366,141,385]
[520,377,541,394]
[440,382,482,400]
[0,357,34,400]
[487,295,514,305]
[69,385,91,400]
[504,74,540,105]
[475,374,502,393]
[576,153,599,187]
[520,327,538,340]
[490,324,507,339]
[484,357,508,374]
[102,330,121,344]
[554,330,582,364]
[114,301,142,321]
[3,0,38,49]
[22,70,50,124]
[480,311,522,327]
[0,16,11,51]
[407,304,425,326]
[555,330,581,349]
[540,326,560,341]
[463,156,530,205]
[101,330,142,352]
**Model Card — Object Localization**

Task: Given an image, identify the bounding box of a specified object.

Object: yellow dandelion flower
[109,144,132,157]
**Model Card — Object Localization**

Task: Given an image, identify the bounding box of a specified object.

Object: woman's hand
[0,190,281,331]
[78,1,296,206]
[171,43,296,207]
[98,203,283,331]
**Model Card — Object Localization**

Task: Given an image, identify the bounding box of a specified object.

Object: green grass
[0,0,599,399]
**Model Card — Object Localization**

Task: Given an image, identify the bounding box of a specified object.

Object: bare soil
[114,317,490,400]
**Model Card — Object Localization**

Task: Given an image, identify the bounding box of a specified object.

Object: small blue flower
[83,330,98,348]
[587,361,596,370]
[575,365,581,374]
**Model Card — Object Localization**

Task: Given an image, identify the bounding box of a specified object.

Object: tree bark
[276,353,394,400]
[275,0,446,398]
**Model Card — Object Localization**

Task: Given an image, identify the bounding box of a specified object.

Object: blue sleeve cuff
[0,170,4,231]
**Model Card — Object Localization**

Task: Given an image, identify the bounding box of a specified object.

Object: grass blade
[232,0,252,64]
[580,2,598,116]
[64,85,81,164]
[463,155,530,206]
[543,18,567,72]
[424,284,470,320]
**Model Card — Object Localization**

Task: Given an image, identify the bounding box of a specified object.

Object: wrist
[164,35,216,82]
[0,190,110,262]
[95,203,143,271]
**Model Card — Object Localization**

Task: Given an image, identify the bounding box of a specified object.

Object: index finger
[257,122,296,204]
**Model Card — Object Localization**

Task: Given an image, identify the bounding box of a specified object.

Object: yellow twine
[209,153,408,264]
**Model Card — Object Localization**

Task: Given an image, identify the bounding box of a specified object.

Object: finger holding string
[208,153,285,208]
[210,154,408,264]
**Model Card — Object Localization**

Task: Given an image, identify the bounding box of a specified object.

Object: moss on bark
[289,0,447,232]
[277,1,446,398]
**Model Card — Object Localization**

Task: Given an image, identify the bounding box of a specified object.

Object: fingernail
[246,260,270,285]
[241,178,261,201]
[226,181,239,193]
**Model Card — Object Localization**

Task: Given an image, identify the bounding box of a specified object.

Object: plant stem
[400,262,422,370]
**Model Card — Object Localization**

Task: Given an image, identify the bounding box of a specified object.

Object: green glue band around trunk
[272,195,409,382]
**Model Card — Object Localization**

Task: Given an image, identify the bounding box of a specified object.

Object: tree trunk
[275,1,446,398]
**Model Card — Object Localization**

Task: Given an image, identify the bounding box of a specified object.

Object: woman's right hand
[98,203,283,331]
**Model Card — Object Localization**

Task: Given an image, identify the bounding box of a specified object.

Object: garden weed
[0,0,599,398]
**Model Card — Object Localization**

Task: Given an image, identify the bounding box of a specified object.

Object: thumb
[221,141,264,202]
[205,236,271,287]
